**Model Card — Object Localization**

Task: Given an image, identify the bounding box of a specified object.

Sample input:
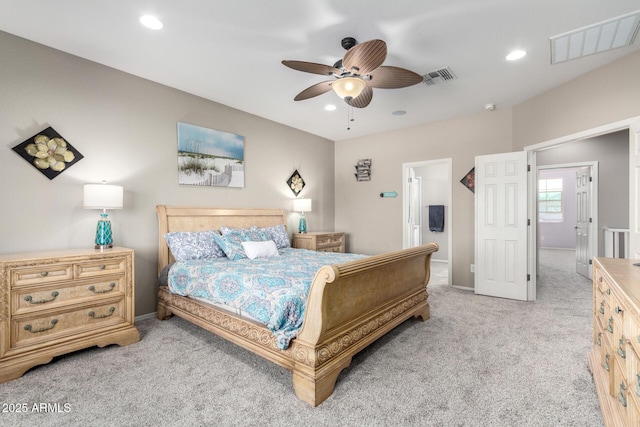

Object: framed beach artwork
[177,122,245,187]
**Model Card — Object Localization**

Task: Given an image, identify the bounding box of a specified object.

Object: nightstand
[292,232,345,253]
[0,247,140,383]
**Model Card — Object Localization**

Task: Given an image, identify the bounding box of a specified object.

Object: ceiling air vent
[422,67,457,86]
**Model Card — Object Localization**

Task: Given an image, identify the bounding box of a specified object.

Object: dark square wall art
[12,127,83,180]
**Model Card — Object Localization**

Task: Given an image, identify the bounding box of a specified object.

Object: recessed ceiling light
[140,15,163,30]
[324,104,337,111]
[506,50,527,61]
[392,110,407,116]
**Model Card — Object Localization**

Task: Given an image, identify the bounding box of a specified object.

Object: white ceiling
[1,0,638,141]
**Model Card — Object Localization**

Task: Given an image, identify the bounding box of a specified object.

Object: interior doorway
[536,163,598,280]
[402,158,452,286]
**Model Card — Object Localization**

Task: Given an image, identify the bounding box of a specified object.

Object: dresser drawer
[75,257,126,278]
[11,263,74,287]
[12,276,125,315]
[11,299,126,350]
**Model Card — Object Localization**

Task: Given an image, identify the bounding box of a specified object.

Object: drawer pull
[606,288,611,295]
[40,271,49,277]
[88,306,116,319]
[615,306,623,314]
[88,282,116,294]
[599,301,605,315]
[99,265,106,270]
[607,317,614,333]
[617,339,626,359]
[619,383,627,407]
[24,319,58,333]
[24,291,59,305]
[604,354,610,371]
[597,332,601,347]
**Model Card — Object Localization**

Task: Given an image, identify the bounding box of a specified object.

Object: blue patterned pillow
[215,228,271,261]
[259,224,290,249]
[164,231,226,261]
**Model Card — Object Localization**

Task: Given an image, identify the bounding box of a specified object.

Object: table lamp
[293,198,312,233]
[83,182,123,249]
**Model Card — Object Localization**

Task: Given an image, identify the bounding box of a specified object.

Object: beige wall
[513,50,640,149]
[0,31,333,316]
[335,109,513,288]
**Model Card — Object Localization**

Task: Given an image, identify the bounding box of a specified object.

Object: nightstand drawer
[11,299,126,350]
[12,276,125,315]
[75,257,126,278]
[11,264,73,287]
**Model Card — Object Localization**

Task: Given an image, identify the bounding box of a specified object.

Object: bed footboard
[291,243,438,405]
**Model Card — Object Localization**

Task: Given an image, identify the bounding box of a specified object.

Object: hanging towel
[429,205,445,232]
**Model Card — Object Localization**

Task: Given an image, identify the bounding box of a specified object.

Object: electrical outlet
[470,264,475,273]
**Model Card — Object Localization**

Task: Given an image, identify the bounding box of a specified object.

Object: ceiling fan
[282,37,423,108]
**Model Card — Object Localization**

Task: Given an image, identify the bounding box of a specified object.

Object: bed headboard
[156,205,287,275]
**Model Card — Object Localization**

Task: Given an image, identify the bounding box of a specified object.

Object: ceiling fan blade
[293,81,334,101]
[345,86,373,108]
[343,39,387,74]
[367,66,423,89]
[282,60,340,76]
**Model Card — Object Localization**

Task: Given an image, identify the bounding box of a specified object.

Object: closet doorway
[402,158,452,286]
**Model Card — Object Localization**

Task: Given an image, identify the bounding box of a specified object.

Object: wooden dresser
[589,257,640,426]
[0,247,140,383]
[292,232,345,253]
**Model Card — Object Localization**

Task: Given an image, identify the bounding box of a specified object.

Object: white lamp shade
[293,198,312,213]
[83,184,123,210]
[332,77,366,99]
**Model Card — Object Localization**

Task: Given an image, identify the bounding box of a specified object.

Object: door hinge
[527,274,531,281]
[589,259,592,265]
[527,219,530,226]
[527,164,531,172]
[589,176,592,182]
[589,217,592,223]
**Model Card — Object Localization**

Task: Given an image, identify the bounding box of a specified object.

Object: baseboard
[135,312,157,321]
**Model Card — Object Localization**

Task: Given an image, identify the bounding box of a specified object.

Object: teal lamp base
[95,213,113,249]
[298,215,307,233]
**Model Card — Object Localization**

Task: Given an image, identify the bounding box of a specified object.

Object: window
[538,178,563,222]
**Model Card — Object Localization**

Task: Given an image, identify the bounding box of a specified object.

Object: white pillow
[241,240,279,260]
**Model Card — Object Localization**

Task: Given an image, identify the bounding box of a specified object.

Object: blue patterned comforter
[168,248,366,349]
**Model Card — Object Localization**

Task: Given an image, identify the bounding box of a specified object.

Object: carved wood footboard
[155,205,438,406]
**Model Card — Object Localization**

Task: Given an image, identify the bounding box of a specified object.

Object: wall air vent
[422,67,457,86]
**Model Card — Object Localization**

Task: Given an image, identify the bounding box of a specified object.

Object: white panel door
[575,167,591,278]
[475,151,529,300]
[631,118,640,259]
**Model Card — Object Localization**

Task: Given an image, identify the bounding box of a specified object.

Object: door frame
[402,158,452,286]
[536,162,599,280]
[525,117,636,294]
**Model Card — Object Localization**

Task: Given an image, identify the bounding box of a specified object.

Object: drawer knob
[597,332,601,347]
[606,288,611,295]
[99,265,106,270]
[603,353,610,371]
[637,375,640,398]
[24,319,58,333]
[607,317,614,333]
[88,282,116,294]
[88,306,116,319]
[40,271,49,277]
[615,306,624,314]
[24,291,59,305]
[599,276,603,282]
[599,301,605,315]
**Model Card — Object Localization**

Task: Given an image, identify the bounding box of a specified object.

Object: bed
[155,205,439,406]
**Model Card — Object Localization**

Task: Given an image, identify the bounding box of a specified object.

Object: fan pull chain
[347,105,355,130]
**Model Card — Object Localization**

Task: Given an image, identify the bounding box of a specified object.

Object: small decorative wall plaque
[12,127,83,180]
[355,159,371,181]
[287,169,305,196]
[460,167,475,193]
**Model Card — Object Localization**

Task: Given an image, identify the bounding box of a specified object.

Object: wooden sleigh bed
[155,205,438,406]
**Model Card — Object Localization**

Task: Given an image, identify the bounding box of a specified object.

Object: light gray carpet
[0,249,602,426]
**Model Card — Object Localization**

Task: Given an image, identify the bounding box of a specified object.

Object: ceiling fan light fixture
[332,77,366,100]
